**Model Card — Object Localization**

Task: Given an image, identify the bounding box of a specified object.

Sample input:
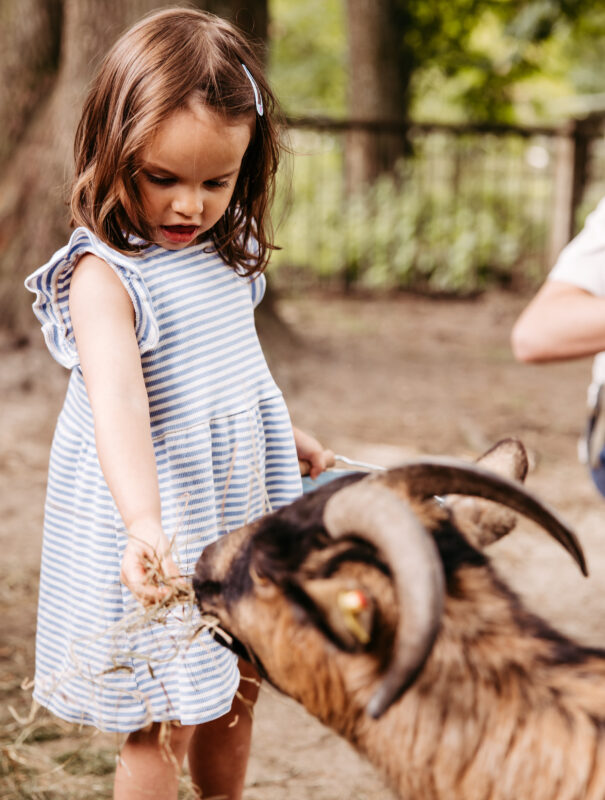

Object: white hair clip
[241,63,264,116]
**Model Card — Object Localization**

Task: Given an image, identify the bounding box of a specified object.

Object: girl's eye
[145,173,175,186]
[206,179,230,189]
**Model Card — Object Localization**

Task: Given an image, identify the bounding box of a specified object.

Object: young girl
[25,8,333,799]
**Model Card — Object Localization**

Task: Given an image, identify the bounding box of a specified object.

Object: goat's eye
[250,566,269,587]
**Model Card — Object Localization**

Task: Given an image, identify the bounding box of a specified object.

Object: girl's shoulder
[27,227,144,283]
[24,227,159,369]
[66,227,146,269]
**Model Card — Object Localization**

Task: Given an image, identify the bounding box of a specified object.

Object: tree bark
[345,0,409,190]
[204,0,268,55]
[0,0,62,170]
[1,0,261,336]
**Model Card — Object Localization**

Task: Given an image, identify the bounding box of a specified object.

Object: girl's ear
[117,178,133,218]
[115,175,143,238]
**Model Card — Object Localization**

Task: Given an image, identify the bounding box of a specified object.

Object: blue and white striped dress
[25,227,302,732]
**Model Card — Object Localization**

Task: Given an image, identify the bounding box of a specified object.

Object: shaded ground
[2,289,604,798]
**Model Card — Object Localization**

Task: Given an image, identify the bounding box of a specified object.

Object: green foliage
[266,2,605,295]
[400,0,605,122]
[269,0,605,123]
[268,0,347,115]
[558,9,605,97]
[272,129,549,293]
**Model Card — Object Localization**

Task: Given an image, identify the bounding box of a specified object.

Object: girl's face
[137,102,254,250]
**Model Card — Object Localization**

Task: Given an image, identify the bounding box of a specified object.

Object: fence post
[548,114,603,268]
[548,121,578,268]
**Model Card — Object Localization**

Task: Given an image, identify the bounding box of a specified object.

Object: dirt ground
[3,289,605,798]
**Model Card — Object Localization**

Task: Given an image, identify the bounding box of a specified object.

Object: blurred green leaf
[269,0,605,123]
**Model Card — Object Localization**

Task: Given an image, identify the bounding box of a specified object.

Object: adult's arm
[511,280,605,363]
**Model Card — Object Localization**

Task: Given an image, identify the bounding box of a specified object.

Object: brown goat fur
[194,441,603,800]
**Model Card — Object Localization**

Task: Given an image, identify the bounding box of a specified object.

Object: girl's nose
[172,187,203,218]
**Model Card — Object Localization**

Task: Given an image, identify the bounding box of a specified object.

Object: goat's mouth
[192,571,270,679]
[200,617,270,681]
[204,619,248,660]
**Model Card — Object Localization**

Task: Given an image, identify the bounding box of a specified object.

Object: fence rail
[271,114,605,293]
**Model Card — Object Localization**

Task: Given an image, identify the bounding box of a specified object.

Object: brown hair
[71,7,283,275]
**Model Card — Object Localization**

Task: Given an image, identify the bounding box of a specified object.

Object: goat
[194,439,605,800]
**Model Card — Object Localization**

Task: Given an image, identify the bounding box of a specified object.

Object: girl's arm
[293,426,335,479]
[69,254,180,605]
[511,280,605,363]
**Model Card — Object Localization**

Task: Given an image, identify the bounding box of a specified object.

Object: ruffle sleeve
[249,272,266,308]
[24,227,159,369]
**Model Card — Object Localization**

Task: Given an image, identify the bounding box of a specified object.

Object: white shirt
[549,196,605,395]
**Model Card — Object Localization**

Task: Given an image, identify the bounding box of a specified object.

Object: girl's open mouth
[160,225,200,244]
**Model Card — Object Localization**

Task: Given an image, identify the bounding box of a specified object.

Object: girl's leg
[114,721,195,800]
[188,659,261,800]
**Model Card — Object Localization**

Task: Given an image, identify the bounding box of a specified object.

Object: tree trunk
[204,0,268,51]
[0,0,62,170]
[345,0,409,190]
[1,0,269,337]
[201,0,293,344]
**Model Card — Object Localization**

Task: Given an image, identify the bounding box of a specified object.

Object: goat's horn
[323,481,445,719]
[379,458,587,576]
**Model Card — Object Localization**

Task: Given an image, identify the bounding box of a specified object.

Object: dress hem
[32,689,239,734]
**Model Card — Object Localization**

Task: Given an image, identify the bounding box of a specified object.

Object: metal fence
[270,116,605,293]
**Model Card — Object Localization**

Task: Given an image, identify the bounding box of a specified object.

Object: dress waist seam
[150,393,285,443]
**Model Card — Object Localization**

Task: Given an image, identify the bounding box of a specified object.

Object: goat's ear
[301,578,375,652]
[445,438,528,548]
[474,437,529,482]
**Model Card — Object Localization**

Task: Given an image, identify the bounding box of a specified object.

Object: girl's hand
[121,522,184,606]
[293,426,335,480]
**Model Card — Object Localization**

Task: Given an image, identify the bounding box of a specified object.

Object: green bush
[272,129,550,294]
